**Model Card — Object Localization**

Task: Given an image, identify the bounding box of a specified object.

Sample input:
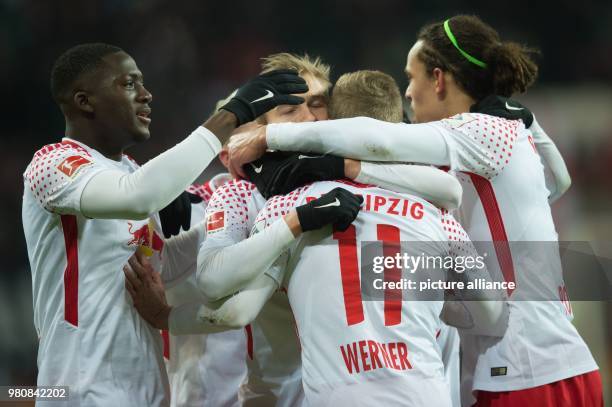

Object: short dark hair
[50,43,123,103]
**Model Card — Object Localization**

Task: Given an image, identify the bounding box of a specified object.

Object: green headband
[443,19,487,68]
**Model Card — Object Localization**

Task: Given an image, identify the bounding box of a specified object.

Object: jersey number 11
[333,224,402,327]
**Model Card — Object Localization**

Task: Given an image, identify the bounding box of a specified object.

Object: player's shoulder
[188,173,233,202]
[206,178,259,210]
[25,140,94,182]
[28,140,91,163]
[439,112,523,139]
[216,178,256,194]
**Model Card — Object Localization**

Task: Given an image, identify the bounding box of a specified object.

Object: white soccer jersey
[434,113,598,392]
[201,179,304,407]
[253,180,481,407]
[163,174,247,407]
[22,139,169,406]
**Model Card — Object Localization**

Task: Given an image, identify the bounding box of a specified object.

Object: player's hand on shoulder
[245,152,345,199]
[220,69,308,126]
[296,187,363,232]
[123,250,171,329]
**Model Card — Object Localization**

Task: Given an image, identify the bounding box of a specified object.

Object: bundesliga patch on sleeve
[57,155,92,178]
[491,366,508,377]
[206,210,225,233]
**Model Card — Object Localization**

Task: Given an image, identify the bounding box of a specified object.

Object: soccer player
[161,93,254,407]
[196,53,334,407]
[227,15,602,406]
[22,43,307,406]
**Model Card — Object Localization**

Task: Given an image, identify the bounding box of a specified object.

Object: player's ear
[73,90,94,113]
[432,67,446,96]
[219,147,230,168]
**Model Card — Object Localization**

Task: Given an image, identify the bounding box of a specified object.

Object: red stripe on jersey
[333,225,365,326]
[378,224,402,326]
[161,329,170,359]
[245,325,254,360]
[467,173,515,295]
[61,215,79,326]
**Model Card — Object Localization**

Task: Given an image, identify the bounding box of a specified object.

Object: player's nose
[138,85,153,104]
[404,86,412,102]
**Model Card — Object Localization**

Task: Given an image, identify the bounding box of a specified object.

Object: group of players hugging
[23,14,602,407]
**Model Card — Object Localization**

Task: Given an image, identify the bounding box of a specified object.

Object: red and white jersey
[22,139,168,406]
[164,173,247,407]
[436,113,597,391]
[201,180,304,407]
[253,180,475,407]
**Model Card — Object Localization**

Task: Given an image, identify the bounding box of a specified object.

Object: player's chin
[131,126,151,142]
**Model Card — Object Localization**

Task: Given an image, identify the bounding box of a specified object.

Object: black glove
[159,192,203,238]
[244,152,346,199]
[220,69,308,126]
[296,187,363,232]
[470,95,533,127]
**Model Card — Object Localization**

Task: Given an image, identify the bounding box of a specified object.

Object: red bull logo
[127,222,164,252]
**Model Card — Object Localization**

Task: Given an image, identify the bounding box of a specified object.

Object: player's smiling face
[90,51,153,144]
[404,41,446,123]
[263,73,329,124]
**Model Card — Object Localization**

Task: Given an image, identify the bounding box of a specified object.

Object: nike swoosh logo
[505,101,524,111]
[250,163,263,173]
[298,155,316,159]
[251,90,274,103]
[314,198,341,209]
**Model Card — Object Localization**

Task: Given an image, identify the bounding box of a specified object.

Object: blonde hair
[329,70,403,123]
[261,52,331,92]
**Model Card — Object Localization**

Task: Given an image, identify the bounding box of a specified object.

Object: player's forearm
[197,218,295,300]
[81,127,221,219]
[160,222,206,287]
[530,117,571,202]
[170,273,278,334]
[203,110,238,146]
[447,264,509,336]
[354,162,463,210]
[169,302,234,335]
[266,117,450,164]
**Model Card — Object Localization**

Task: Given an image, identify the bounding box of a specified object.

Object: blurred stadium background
[1,0,610,404]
